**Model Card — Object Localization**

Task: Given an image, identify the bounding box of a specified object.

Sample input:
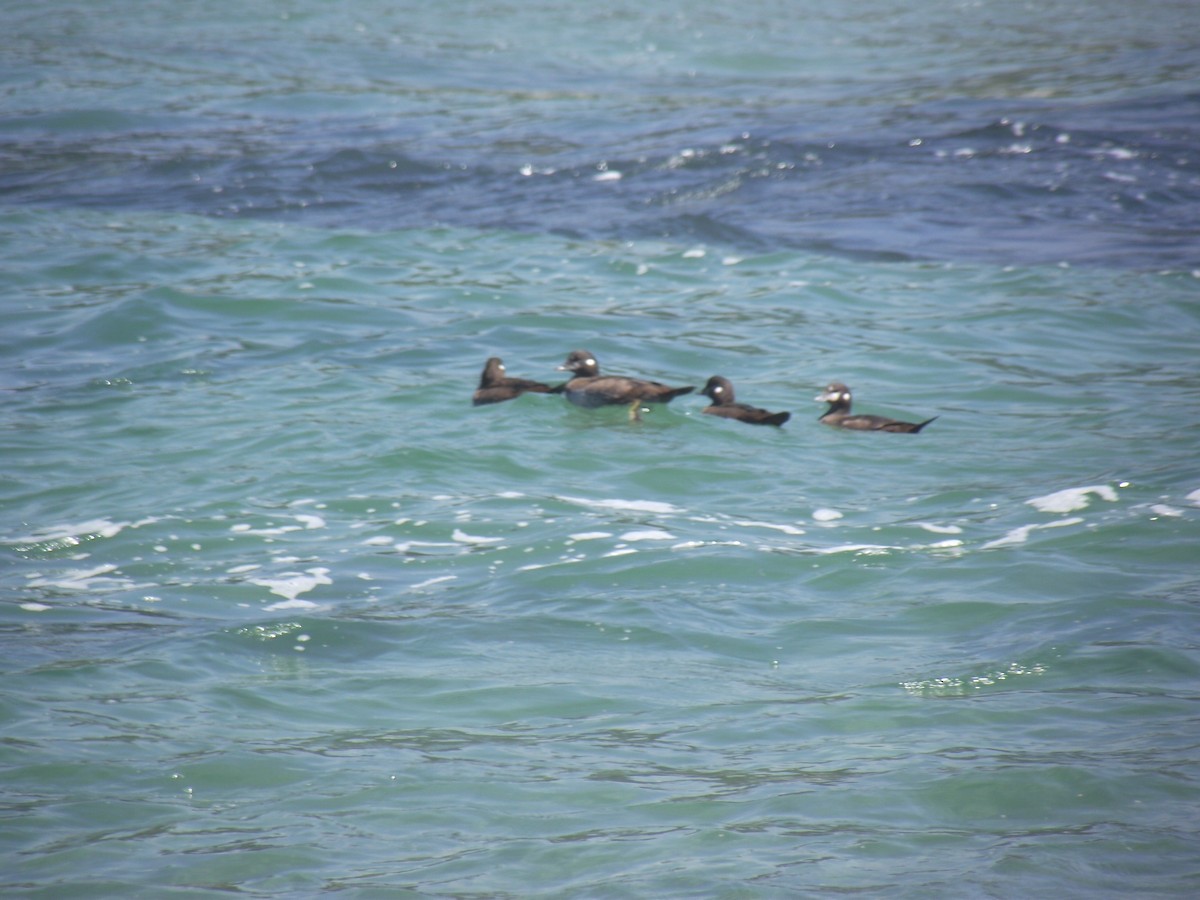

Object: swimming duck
[815,382,936,433]
[472,357,553,406]
[700,376,790,426]
[556,349,693,418]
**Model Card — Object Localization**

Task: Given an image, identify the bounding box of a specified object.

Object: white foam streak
[918,523,962,534]
[558,496,682,514]
[28,563,125,591]
[252,567,331,605]
[393,541,462,554]
[567,532,613,542]
[982,517,1083,549]
[6,518,128,547]
[263,598,321,611]
[813,544,895,556]
[452,529,504,545]
[737,519,806,535]
[409,576,457,591]
[619,529,675,541]
[517,558,582,572]
[231,523,303,536]
[1027,484,1118,513]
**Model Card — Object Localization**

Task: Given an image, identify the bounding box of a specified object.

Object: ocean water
[3,1,1200,897]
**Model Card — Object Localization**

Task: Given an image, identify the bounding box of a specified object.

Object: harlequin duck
[556,349,693,417]
[815,382,937,433]
[700,376,790,426]
[472,357,553,406]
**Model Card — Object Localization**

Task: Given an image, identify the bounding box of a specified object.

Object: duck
[815,382,937,433]
[555,349,693,418]
[472,357,554,406]
[699,376,790,426]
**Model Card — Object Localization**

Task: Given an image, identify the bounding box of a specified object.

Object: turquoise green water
[4,208,1199,896]
[4,0,1200,895]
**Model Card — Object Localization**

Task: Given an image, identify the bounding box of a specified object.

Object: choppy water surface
[3,1,1200,897]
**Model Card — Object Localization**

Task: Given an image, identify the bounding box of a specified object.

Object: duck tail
[912,416,939,433]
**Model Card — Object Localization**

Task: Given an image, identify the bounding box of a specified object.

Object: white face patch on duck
[712,385,724,394]
[585,358,596,368]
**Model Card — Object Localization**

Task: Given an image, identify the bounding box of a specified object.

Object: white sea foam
[619,529,675,541]
[517,559,582,572]
[811,509,843,523]
[392,541,461,554]
[558,496,682,515]
[21,602,51,612]
[231,522,303,536]
[1186,488,1200,506]
[263,598,320,611]
[738,519,806,535]
[918,522,962,534]
[28,563,127,591]
[452,529,504,545]
[669,537,746,550]
[567,532,613,542]
[409,576,457,591]
[982,517,1083,549]
[293,514,326,530]
[251,567,331,603]
[6,518,128,547]
[603,548,639,558]
[813,544,895,555]
[1150,504,1183,518]
[1027,484,1118,513]
[902,661,1048,697]
[919,539,965,550]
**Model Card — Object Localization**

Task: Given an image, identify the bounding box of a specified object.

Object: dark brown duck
[472,357,553,406]
[555,350,694,411]
[815,382,937,433]
[700,376,790,426]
